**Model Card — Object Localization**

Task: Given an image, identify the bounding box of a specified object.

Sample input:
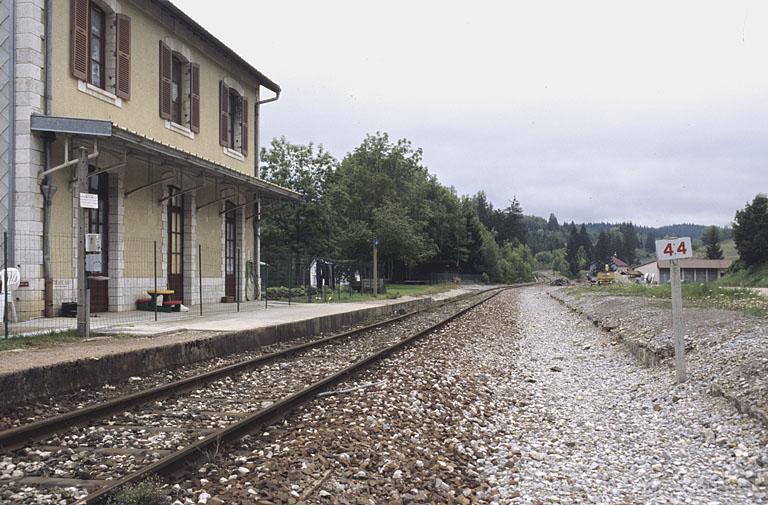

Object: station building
[0,0,299,320]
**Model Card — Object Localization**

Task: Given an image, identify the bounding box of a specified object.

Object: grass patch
[266,283,457,303]
[572,282,768,318]
[718,263,768,288]
[105,478,166,505]
[336,283,456,303]
[0,329,84,352]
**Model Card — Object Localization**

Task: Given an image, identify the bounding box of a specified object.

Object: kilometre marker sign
[655,237,693,261]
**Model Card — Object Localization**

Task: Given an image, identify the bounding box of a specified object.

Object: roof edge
[154,0,281,94]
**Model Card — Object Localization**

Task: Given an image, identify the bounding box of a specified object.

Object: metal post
[236,248,240,313]
[255,196,261,301]
[264,265,268,308]
[288,255,293,306]
[307,262,311,303]
[3,232,8,339]
[76,147,90,338]
[671,260,687,383]
[373,243,378,296]
[198,244,203,316]
[153,240,158,322]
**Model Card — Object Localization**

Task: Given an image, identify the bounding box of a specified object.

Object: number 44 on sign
[655,237,693,261]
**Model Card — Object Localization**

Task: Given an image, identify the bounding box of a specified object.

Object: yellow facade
[51,0,261,176]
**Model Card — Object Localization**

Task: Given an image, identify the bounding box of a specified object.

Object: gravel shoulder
[165,286,768,504]
[551,286,768,427]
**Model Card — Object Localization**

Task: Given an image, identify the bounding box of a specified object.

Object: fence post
[153,240,158,322]
[236,247,240,313]
[198,244,203,316]
[288,255,293,306]
[264,264,268,309]
[3,232,8,339]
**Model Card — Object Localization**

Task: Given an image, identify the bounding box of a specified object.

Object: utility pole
[76,147,90,338]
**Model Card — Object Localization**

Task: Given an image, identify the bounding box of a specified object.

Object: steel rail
[0,289,492,451]
[78,287,509,504]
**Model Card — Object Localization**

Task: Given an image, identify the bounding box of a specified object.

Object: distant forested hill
[584,222,709,240]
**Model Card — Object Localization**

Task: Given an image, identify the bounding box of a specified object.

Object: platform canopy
[30,115,301,202]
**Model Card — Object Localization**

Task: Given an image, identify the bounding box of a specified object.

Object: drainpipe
[7,0,16,263]
[41,0,56,317]
[254,89,280,300]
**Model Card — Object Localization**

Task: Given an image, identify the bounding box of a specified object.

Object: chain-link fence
[0,231,397,338]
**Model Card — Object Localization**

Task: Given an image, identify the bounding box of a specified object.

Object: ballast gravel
[177,286,767,504]
[496,288,768,504]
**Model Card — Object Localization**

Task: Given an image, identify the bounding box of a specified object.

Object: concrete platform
[0,286,482,407]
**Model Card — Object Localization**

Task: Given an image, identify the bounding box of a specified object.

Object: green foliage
[259,137,341,262]
[719,263,768,288]
[534,250,553,269]
[551,249,570,277]
[260,133,534,284]
[702,225,724,260]
[734,194,768,268]
[106,479,165,505]
[584,282,768,318]
[644,230,656,253]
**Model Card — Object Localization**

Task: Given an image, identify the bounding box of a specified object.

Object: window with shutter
[190,64,200,133]
[159,41,172,120]
[220,81,230,147]
[241,96,249,156]
[115,14,131,100]
[88,4,106,89]
[71,0,89,81]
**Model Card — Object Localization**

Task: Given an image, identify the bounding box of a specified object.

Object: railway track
[0,288,507,504]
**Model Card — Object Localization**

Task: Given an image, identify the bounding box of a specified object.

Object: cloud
[175,0,768,226]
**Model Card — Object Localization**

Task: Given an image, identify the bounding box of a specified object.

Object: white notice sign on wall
[79,193,99,209]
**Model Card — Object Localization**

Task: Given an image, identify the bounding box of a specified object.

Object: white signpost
[655,237,692,383]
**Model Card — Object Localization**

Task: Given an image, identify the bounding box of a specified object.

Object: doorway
[224,201,236,298]
[167,186,184,301]
[86,172,109,313]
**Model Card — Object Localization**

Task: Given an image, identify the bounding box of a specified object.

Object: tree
[619,222,639,265]
[547,213,560,231]
[593,231,610,268]
[702,226,724,260]
[551,249,569,277]
[644,231,656,253]
[734,194,768,267]
[259,137,341,261]
[578,224,593,262]
[565,223,580,277]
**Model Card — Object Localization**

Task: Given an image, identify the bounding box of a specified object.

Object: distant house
[637,258,732,284]
[610,256,629,273]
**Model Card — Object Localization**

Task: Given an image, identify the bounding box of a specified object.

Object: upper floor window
[171,55,183,124]
[89,4,105,89]
[219,81,248,156]
[71,0,131,100]
[160,40,200,133]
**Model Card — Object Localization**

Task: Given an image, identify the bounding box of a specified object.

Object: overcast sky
[175,0,767,227]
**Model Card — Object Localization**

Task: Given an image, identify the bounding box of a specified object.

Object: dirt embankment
[549,287,768,428]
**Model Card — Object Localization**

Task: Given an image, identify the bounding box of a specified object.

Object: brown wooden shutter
[159,41,172,120]
[190,63,200,133]
[240,96,249,156]
[219,81,230,146]
[71,0,89,81]
[115,15,131,100]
